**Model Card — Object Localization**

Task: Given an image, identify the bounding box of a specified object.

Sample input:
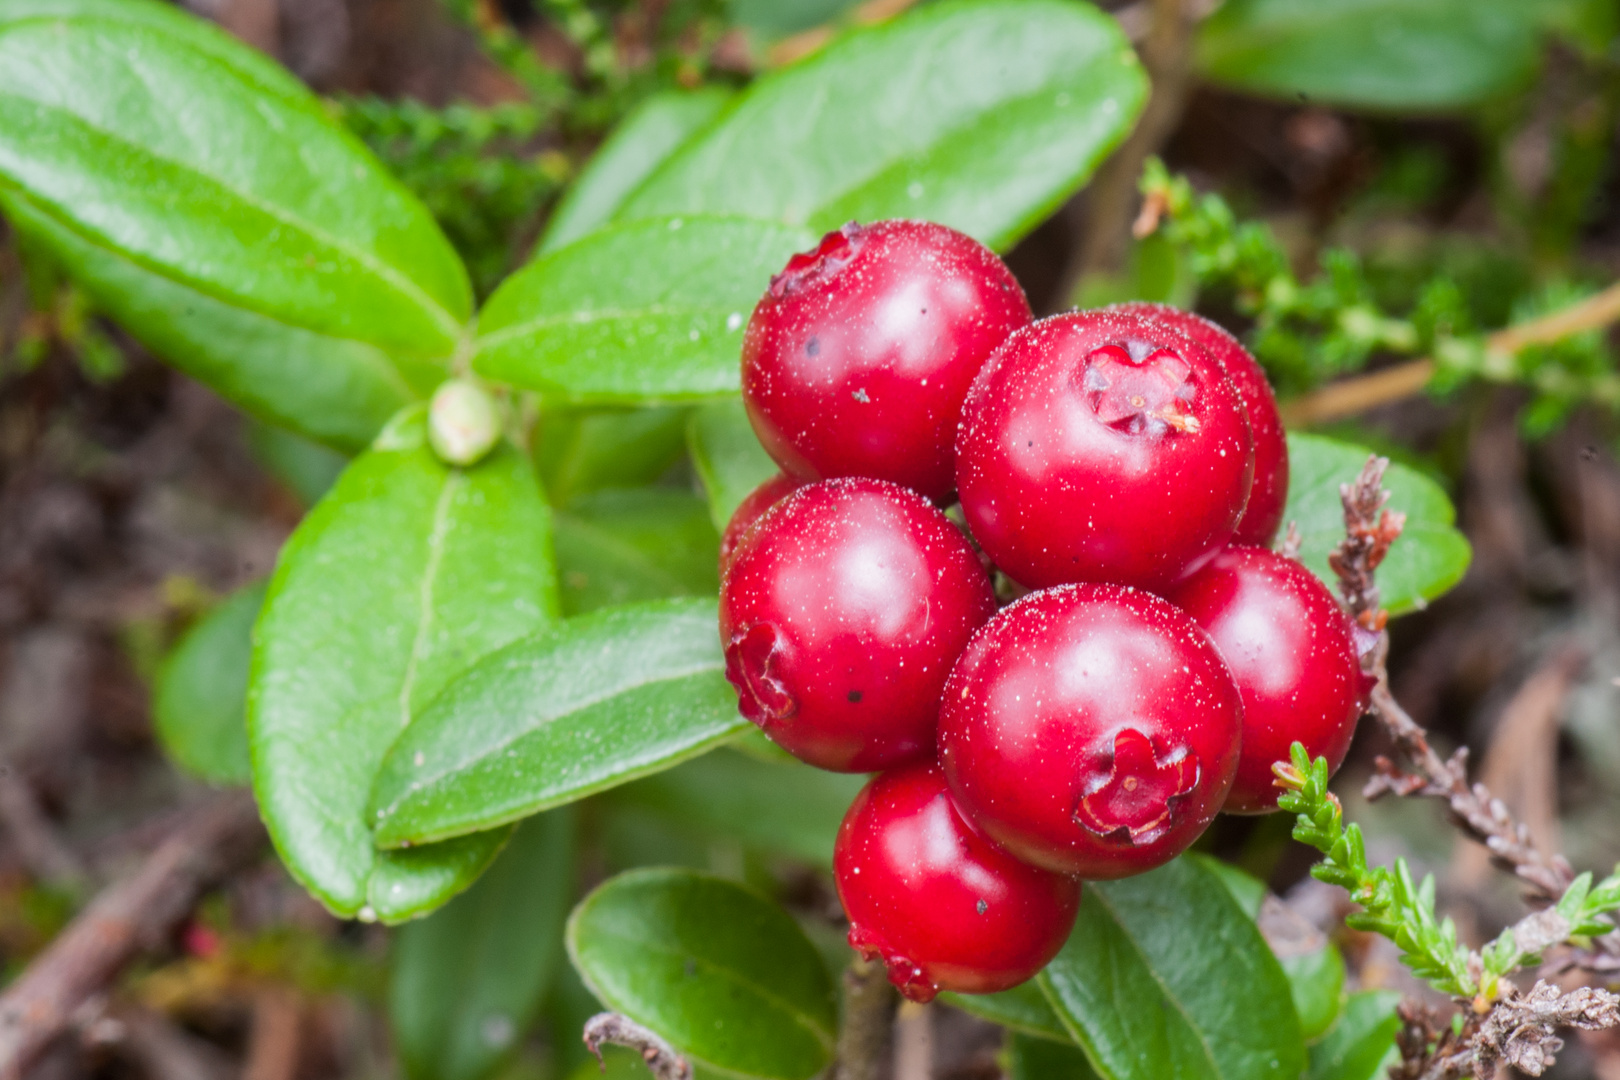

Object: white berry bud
[428,379,500,466]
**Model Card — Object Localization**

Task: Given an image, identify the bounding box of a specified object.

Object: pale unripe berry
[428,379,501,466]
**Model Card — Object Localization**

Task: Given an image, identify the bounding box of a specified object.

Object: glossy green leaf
[0,6,470,449]
[616,0,1146,251]
[604,748,864,866]
[390,808,576,1080]
[475,216,812,402]
[1007,1032,1103,1080]
[1039,856,1305,1080]
[1282,433,1471,617]
[370,598,746,847]
[247,421,350,508]
[687,397,778,531]
[1195,0,1541,111]
[1282,944,1347,1042]
[1195,855,1344,1041]
[554,489,719,616]
[943,980,1074,1044]
[249,409,558,920]
[538,406,691,508]
[566,868,837,1080]
[153,580,263,785]
[540,89,732,254]
[1306,991,1402,1080]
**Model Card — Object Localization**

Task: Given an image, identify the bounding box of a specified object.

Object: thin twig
[834,956,896,1080]
[582,1013,692,1080]
[1281,278,1620,427]
[1053,0,1197,306]
[0,791,265,1079]
[0,758,87,890]
[1329,456,1576,906]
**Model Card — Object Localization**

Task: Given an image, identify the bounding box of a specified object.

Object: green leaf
[688,398,778,531]
[369,598,746,848]
[616,0,1146,252]
[1198,856,1346,1041]
[554,489,719,616]
[153,580,263,785]
[942,981,1074,1045]
[475,216,812,403]
[1006,1032,1103,1080]
[249,408,559,920]
[603,748,864,866]
[247,421,350,508]
[1039,856,1306,1080]
[390,808,577,1080]
[0,5,470,449]
[1306,991,1402,1080]
[540,89,732,254]
[1282,433,1471,616]
[538,406,692,508]
[1195,0,1541,111]
[566,868,837,1080]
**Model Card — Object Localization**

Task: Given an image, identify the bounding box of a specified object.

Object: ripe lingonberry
[719,478,996,772]
[1110,303,1288,545]
[938,584,1242,878]
[742,220,1032,502]
[1169,546,1368,814]
[834,760,1080,1002]
[718,472,802,575]
[955,308,1254,592]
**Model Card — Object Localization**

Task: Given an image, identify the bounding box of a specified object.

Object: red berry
[938,584,1242,878]
[718,472,803,575]
[719,478,996,772]
[955,308,1254,592]
[1110,303,1288,545]
[1169,547,1367,814]
[742,220,1032,501]
[834,760,1080,1002]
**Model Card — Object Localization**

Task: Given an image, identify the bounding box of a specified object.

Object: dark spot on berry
[848,690,864,703]
[806,337,821,357]
[920,308,928,315]
[976,899,987,914]
[852,388,870,403]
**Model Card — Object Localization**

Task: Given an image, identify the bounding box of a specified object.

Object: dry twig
[0,791,265,1079]
[834,956,896,1080]
[1330,456,1576,906]
[583,1013,692,1080]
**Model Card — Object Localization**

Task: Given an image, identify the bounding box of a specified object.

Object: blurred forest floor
[2,0,1620,1077]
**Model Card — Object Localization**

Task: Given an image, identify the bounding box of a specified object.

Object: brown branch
[834,956,896,1080]
[1280,277,1620,427]
[582,1013,692,1080]
[1474,981,1620,1077]
[1053,0,1197,306]
[1327,455,1575,907]
[0,791,265,1079]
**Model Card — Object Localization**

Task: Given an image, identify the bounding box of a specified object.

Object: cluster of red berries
[717,220,1370,1003]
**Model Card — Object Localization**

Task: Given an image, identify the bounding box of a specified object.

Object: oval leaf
[1038,856,1306,1080]
[942,981,1074,1045]
[554,489,719,616]
[1007,1033,1103,1080]
[603,748,864,866]
[153,580,264,785]
[1195,0,1541,111]
[390,808,577,1080]
[1282,433,1471,616]
[1307,991,1402,1080]
[566,868,837,1080]
[540,88,732,254]
[475,216,812,402]
[538,406,692,508]
[370,598,746,847]
[687,397,779,531]
[249,409,559,920]
[0,6,470,448]
[616,0,1147,251]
